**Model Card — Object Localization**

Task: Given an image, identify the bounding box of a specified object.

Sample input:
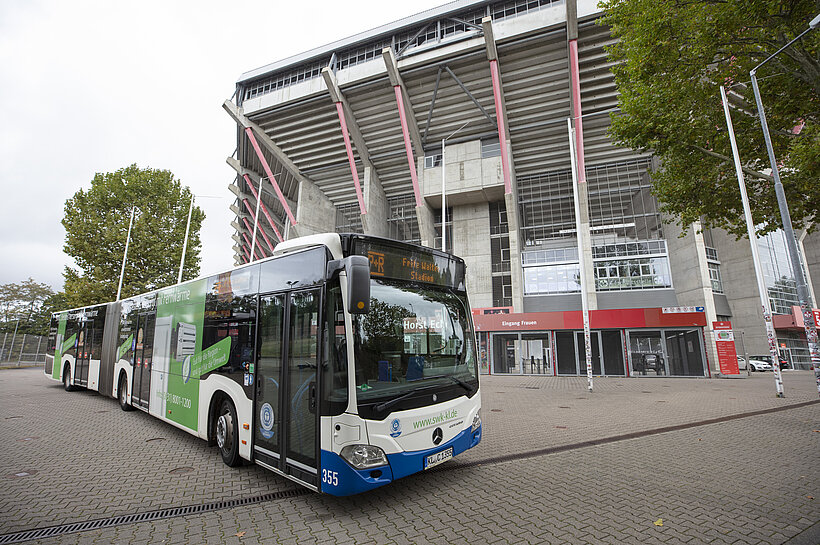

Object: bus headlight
[340,444,388,469]
[471,410,481,432]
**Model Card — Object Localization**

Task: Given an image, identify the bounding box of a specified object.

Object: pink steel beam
[241,217,267,259]
[243,174,284,243]
[240,254,249,264]
[242,244,251,263]
[489,60,512,194]
[334,102,367,214]
[241,231,264,261]
[568,39,586,183]
[393,86,423,207]
[244,127,297,225]
[243,198,276,254]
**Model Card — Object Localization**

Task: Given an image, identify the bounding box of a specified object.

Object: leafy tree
[63,164,205,307]
[0,278,56,335]
[599,0,819,237]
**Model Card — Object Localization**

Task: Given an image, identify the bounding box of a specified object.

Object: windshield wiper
[373,389,420,414]
[424,374,475,394]
[371,375,475,415]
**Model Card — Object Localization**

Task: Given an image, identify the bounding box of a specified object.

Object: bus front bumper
[319,424,482,496]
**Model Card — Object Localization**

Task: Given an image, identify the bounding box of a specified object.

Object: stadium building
[224,0,820,376]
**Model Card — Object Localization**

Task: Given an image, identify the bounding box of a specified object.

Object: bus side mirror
[345,256,370,314]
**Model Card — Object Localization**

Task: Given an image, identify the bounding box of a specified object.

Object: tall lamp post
[116,207,136,301]
[441,120,471,252]
[749,13,820,395]
[177,194,221,283]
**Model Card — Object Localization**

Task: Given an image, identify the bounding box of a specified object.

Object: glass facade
[482,327,705,377]
[523,240,672,296]
[757,230,800,315]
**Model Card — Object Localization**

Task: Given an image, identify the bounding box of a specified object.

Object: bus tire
[118,373,133,411]
[63,364,74,392]
[216,398,240,467]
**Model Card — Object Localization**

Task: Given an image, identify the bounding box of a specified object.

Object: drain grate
[0,488,309,544]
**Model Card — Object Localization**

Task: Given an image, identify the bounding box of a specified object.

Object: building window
[706,247,723,294]
[481,138,501,158]
[387,195,420,245]
[424,153,442,169]
[757,229,802,314]
[524,263,580,295]
[708,262,723,294]
[592,240,666,259]
[489,201,508,235]
[433,207,453,253]
[492,275,512,307]
[585,158,663,245]
[523,240,672,295]
[335,203,363,234]
[518,169,576,245]
[593,257,672,291]
[491,237,511,273]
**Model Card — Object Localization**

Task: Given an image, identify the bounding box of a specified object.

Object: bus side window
[321,284,348,415]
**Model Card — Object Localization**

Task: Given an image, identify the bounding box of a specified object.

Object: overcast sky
[0,0,446,291]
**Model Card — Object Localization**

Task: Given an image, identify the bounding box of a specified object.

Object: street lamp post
[116,207,136,301]
[178,194,195,284]
[567,118,593,393]
[441,121,471,252]
[749,13,820,395]
[721,85,785,396]
[177,194,221,282]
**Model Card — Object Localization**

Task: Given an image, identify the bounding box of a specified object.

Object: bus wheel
[215,399,240,467]
[63,365,73,392]
[118,374,133,411]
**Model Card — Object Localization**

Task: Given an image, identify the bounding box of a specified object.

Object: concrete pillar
[503,144,524,312]
[362,167,389,237]
[415,156,437,247]
[576,182,598,311]
[666,219,719,370]
[292,180,337,238]
[452,203,493,308]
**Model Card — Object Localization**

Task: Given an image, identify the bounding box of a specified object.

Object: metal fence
[0,332,47,366]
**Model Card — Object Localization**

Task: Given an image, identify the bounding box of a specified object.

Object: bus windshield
[352,279,478,415]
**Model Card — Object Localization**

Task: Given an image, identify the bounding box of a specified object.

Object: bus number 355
[322,469,339,487]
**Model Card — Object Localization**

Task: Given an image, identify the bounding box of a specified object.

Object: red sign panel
[713,321,739,375]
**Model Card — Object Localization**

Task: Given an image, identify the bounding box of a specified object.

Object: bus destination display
[352,239,463,289]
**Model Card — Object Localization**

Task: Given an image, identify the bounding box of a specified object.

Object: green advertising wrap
[154,280,229,431]
[52,313,68,380]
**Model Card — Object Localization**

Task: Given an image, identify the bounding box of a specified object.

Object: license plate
[424,447,453,470]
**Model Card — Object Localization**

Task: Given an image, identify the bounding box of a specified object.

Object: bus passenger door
[284,289,320,487]
[254,289,320,488]
[254,294,285,468]
[132,314,154,409]
[76,322,90,386]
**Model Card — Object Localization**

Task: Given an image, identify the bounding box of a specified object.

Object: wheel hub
[216,413,232,450]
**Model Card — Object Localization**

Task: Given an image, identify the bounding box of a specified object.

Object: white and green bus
[45,233,482,495]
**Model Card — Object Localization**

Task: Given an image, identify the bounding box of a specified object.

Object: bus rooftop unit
[45,233,482,495]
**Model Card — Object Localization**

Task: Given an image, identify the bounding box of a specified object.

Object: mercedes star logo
[432,427,443,445]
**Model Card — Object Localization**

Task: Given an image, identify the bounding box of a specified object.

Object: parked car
[747,355,775,372]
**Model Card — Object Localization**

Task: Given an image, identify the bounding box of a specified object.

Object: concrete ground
[0,367,817,544]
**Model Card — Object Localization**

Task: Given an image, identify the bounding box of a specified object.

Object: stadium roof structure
[224,0,648,264]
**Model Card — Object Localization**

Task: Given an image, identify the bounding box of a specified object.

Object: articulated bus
[45,233,482,495]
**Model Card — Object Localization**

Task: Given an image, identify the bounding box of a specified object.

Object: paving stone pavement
[1,367,818,544]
